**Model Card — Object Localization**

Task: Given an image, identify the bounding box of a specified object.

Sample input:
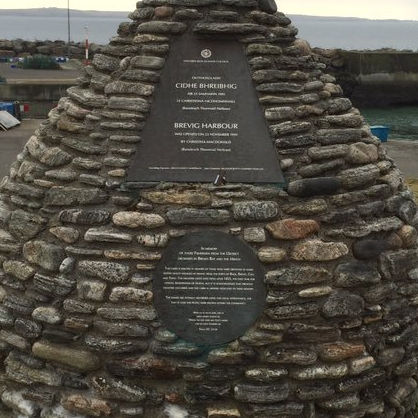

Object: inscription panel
[153,231,266,345]
[127,33,284,184]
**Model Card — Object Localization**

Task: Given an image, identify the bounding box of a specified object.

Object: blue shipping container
[370,125,390,143]
[0,102,15,116]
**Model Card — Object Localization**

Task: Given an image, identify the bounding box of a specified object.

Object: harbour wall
[316,49,418,107]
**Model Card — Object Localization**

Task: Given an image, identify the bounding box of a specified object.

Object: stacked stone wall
[0,1,417,417]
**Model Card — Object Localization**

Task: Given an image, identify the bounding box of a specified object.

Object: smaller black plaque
[153,231,266,345]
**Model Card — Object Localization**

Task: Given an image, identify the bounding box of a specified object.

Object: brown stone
[291,240,348,261]
[154,6,174,17]
[397,225,418,248]
[141,190,211,206]
[61,394,112,417]
[266,219,320,240]
[319,342,365,362]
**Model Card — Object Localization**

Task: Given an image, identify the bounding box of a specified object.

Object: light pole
[67,0,71,59]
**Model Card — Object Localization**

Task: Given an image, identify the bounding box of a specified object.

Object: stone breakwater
[0,0,417,417]
[0,39,103,60]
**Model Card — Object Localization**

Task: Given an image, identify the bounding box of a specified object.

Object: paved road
[0,119,417,181]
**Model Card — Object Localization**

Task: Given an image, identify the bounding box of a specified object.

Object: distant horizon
[1,6,418,50]
[0,6,417,23]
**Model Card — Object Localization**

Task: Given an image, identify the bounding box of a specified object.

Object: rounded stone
[266,219,320,240]
[321,291,365,319]
[291,240,349,261]
[113,212,166,229]
[32,307,62,324]
[257,247,287,263]
[258,0,278,14]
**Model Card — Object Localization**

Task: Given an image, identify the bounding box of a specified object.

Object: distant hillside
[0,8,417,50]
[0,7,127,18]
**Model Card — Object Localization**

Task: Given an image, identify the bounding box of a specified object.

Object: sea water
[361,106,418,141]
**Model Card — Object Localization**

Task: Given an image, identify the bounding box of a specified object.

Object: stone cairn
[0,0,417,417]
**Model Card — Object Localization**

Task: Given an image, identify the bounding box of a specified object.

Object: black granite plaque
[127,33,285,184]
[153,231,266,345]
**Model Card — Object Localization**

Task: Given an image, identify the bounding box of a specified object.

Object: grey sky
[0,0,417,20]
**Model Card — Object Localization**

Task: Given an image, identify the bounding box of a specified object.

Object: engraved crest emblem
[201,48,212,58]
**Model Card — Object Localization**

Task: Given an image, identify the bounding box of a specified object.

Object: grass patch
[21,55,60,70]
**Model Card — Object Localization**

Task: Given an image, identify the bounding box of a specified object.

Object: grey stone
[318,393,360,410]
[152,341,204,357]
[266,302,319,320]
[97,306,157,321]
[233,201,278,221]
[137,233,169,247]
[380,249,418,280]
[3,260,34,281]
[85,227,132,243]
[32,341,100,372]
[234,383,289,403]
[63,299,96,314]
[167,208,230,225]
[377,348,405,367]
[14,318,42,339]
[194,22,265,34]
[266,266,331,286]
[338,164,380,189]
[77,280,107,302]
[92,54,120,72]
[258,82,303,94]
[291,240,349,261]
[316,128,363,145]
[299,159,345,178]
[62,137,106,155]
[290,363,349,380]
[270,121,311,136]
[32,307,62,324]
[33,273,75,297]
[50,227,80,244]
[243,227,266,243]
[85,334,148,353]
[263,347,317,366]
[137,21,187,34]
[247,43,282,56]
[45,187,107,206]
[59,209,111,225]
[108,96,150,112]
[288,177,341,197]
[1,390,40,417]
[0,306,14,327]
[332,184,391,206]
[9,209,46,240]
[249,403,304,416]
[94,320,149,338]
[109,287,152,303]
[23,241,65,272]
[335,261,381,287]
[78,261,130,283]
[130,55,165,69]
[90,374,147,402]
[297,382,335,400]
[322,291,365,318]
[67,86,107,108]
[353,239,393,260]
